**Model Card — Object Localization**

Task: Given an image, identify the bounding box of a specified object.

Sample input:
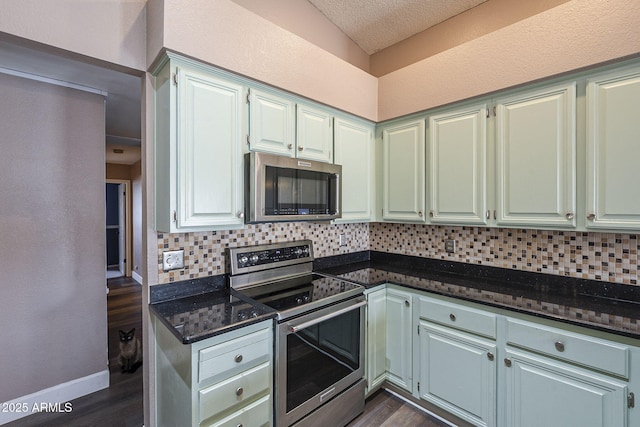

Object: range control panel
[229,240,314,274]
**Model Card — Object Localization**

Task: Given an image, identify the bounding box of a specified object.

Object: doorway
[106,179,132,279]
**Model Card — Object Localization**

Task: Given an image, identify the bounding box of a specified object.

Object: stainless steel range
[229,240,366,427]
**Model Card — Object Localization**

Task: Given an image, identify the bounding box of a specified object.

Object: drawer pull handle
[487,352,494,361]
[234,354,243,363]
[236,387,244,397]
[449,313,456,322]
[555,341,565,352]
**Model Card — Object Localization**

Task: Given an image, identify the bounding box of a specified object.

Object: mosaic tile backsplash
[156,222,638,287]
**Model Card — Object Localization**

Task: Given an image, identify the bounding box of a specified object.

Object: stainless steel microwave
[245,152,342,223]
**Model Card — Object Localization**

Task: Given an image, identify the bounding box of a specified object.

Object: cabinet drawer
[199,328,270,382]
[506,318,629,378]
[199,361,271,422]
[202,394,271,427]
[419,296,497,339]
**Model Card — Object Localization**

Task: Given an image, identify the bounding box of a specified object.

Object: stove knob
[239,256,248,265]
[250,254,259,263]
[251,311,259,318]
[303,295,310,302]
[295,248,303,256]
[296,297,303,305]
[238,313,248,321]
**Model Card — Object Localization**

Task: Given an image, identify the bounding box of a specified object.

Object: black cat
[118,328,142,373]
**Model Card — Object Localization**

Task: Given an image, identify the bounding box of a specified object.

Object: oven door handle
[288,298,366,333]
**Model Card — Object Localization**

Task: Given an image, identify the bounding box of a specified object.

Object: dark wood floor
[6,276,143,427]
[8,276,449,427]
[348,389,452,427]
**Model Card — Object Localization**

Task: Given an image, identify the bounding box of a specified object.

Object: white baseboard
[132,271,143,285]
[0,370,109,425]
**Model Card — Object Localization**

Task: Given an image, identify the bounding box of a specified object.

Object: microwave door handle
[288,300,366,333]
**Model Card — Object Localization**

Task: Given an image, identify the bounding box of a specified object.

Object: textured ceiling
[307,0,487,54]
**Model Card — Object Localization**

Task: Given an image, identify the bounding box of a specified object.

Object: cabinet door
[382,119,426,222]
[296,103,333,162]
[419,322,496,427]
[178,67,244,228]
[334,118,374,222]
[429,104,488,225]
[248,89,295,157]
[365,288,387,395]
[504,349,627,427]
[385,288,413,391]
[495,83,576,228]
[586,67,640,230]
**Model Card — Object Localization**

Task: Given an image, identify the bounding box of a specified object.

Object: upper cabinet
[586,66,640,230]
[154,57,245,232]
[494,83,577,228]
[296,103,333,162]
[334,117,375,223]
[247,89,295,156]
[381,118,426,222]
[428,104,488,225]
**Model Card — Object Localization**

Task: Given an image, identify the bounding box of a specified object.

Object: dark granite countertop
[150,287,276,344]
[315,251,640,340]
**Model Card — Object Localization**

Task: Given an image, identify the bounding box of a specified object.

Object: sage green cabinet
[296,103,333,162]
[381,119,426,222]
[154,319,273,427]
[428,104,488,225]
[365,287,387,396]
[248,88,295,156]
[504,349,628,427]
[419,322,497,427]
[154,57,245,232]
[334,117,375,223]
[385,287,413,391]
[494,83,577,228]
[586,66,640,230]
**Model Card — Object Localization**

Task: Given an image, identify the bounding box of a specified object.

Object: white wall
[378,0,640,120]
[0,0,147,71]
[0,73,107,411]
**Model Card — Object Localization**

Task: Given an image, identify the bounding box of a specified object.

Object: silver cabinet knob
[555,341,565,352]
[287,143,293,150]
[565,212,574,220]
[234,354,243,363]
[236,387,244,396]
[504,358,512,367]
[404,300,410,307]
[487,352,495,361]
[429,210,434,218]
[418,211,423,217]
[449,313,456,322]
[486,210,490,219]
[587,213,596,221]
[237,211,244,219]
[298,146,304,151]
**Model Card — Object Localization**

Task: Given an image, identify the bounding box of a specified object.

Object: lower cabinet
[504,349,628,427]
[154,318,273,427]
[385,287,413,391]
[418,322,497,427]
[367,284,639,427]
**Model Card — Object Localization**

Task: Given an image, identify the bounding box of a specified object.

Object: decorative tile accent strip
[369,224,639,286]
[157,222,369,283]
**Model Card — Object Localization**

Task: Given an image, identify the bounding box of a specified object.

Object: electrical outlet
[445,239,456,253]
[163,250,184,271]
[339,234,348,247]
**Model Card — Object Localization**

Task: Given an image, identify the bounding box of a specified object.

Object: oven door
[276,296,366,427]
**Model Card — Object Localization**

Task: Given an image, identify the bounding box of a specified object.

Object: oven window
[286,308,360,412]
